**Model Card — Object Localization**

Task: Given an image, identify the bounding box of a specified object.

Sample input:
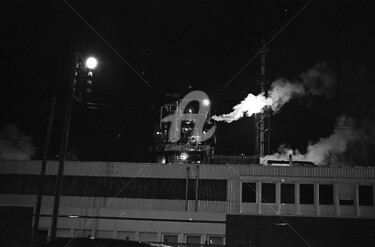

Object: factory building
[1,160,374,246]
[152,91,216,165]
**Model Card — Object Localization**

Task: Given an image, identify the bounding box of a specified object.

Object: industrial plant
[1,44,374,247]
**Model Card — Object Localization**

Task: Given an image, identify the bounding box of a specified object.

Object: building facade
[0,160,374,246]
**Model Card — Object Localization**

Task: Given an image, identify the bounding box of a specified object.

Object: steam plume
[212,62,334,122]
[261,116,375,166]
[211,93,272,123]
[0,125,37,160]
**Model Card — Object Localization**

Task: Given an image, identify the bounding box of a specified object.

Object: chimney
[289,154,293,166]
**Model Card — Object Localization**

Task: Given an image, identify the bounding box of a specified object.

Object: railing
[213,155,259,165]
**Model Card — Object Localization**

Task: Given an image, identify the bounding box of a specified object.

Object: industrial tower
[255,39,270,158]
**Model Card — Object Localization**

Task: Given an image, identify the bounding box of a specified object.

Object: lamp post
[50,53,97,240]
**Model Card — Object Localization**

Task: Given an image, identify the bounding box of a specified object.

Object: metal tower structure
[255,39,270,158]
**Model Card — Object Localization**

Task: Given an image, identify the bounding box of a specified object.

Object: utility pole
[255,39,270,159]
[50,52,98,240]
[32,97,56,247]
[50,52,78,240]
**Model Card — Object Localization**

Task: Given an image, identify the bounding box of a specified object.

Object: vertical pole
[296,182,301,215]
[259,48,266,157]
[315,183,320,216]
[32,96,56,247]
[355,183,360,217]
[50,52,77,240]
[185,167,190,211]
[255,39,270,159]
[195,165,200,212]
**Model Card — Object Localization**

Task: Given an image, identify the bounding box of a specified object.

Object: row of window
[0,174,227,201]
[162,234,224,245]
[242,182,374,206]
[56,229,224,245]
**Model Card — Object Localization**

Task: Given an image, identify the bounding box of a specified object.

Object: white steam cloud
[212,62,334,122]
[211,92,272,123]
[261,116,375,166]
[0,125,37,160]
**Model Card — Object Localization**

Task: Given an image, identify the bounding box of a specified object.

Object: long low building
[0,160,374,247]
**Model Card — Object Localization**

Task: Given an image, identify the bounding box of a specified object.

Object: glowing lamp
[85,57,98,70]
[180,152,188,161]
[202,99,210,106]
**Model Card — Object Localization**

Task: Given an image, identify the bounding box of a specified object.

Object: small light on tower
[202,99,210,106]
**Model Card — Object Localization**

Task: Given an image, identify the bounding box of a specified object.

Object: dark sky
[1,0,375,162]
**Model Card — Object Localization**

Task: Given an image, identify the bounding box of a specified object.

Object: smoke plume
[0,125,37,160]
[261,116,375,166]
[212,62,334,122]
[211,93,272,123]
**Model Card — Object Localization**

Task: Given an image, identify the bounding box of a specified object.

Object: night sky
[1,1,375,163]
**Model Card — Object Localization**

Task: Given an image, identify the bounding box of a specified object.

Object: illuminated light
[281,179,285,182]
[202,99,210,106]
[188,108,193,113]
[68,215,79,218]
[85,57,98,69]
[276,222,288,226]
[180,152,188,161]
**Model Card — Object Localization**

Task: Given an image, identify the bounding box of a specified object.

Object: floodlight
[85,57,98,70]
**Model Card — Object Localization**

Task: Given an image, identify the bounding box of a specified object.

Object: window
[0,174,227,201]
[319,184,333,205]
[186,235,201,244]
[338,183,355,205]
[359,185,374,206]
[281,183,295,204]
[242,182,256,203]
[208,236,224,245]
[300,184,314,204]
[163,234,178,244]
[261,183,276,203]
